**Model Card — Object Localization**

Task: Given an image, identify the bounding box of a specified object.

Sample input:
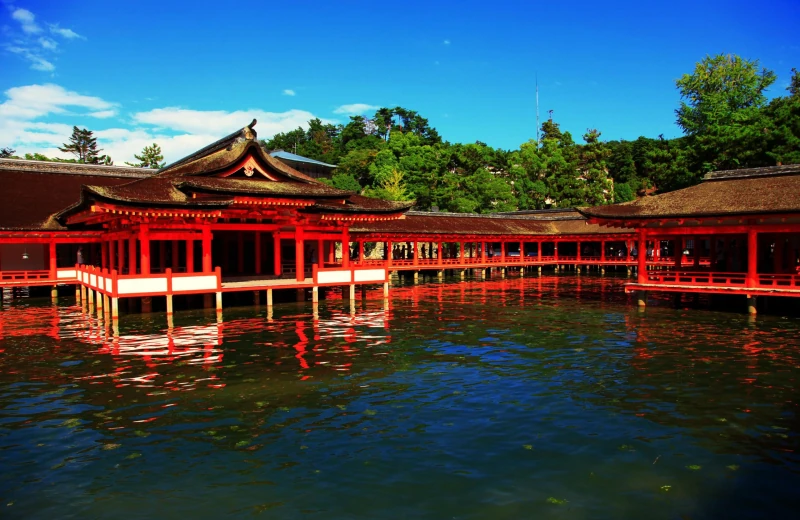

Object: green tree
[675,54,776,171]
[59,126,110,164]
[126,143,166,168]
[579,129,612,204]
[328,172,362,192]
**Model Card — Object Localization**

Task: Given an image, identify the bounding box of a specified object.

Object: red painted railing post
[747,229,758,288]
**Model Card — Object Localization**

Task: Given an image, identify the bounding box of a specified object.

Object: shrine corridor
[1,276,799,519]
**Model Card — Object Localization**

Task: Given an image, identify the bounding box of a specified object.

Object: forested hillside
[263,55,799,212]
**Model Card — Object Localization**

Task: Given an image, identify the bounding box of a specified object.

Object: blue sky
[1,0,799,163]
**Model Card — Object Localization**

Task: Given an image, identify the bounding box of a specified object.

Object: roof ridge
[158,119,257,173]
[703,164,800,181]
[0,158,154,178]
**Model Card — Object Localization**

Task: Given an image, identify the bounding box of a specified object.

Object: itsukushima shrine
[0,120,798,321]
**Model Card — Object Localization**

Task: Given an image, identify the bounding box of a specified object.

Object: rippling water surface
[1,275,799,519]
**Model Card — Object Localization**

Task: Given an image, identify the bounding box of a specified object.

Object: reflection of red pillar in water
[294,321,309,369]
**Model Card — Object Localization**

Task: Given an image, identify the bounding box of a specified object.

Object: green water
[1,275,799,519]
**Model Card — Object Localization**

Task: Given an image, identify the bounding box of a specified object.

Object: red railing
[645,270,747,286]
[0,270,51,281]
[757,274,800,289]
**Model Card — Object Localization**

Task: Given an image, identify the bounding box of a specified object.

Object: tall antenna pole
[535,73,540,147]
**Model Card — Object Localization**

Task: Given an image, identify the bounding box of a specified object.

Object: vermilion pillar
[342,229,350,268]
[437,242,443,266]
[202,227,212,273]
[140,226,151,275]
[747,229,758,287]
[295,227,304,282]
[413,241,418,266]
[128,235,137,275]
[600,241,606,262]
[637,230,647,283]
[317,238,323,267]
[186,238,194,273]
[359,240,365,264]
[273,233,282,275]
[49,241,57,278]
[537,241,542,261]
[387,240,393,267]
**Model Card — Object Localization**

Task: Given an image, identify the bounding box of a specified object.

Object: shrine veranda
[1,121,798,322]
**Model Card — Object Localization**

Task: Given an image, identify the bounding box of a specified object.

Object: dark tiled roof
[581,168,800,220]
[177,177,350,198]
[352,211,632,236]
[0,158,153,178]
[0,168,149,230]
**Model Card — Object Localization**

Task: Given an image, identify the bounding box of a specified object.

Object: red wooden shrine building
[0,120,798,319]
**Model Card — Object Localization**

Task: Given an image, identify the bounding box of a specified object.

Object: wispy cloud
[333,103,379,116]
[443,39,451,45]
[6,46,54,71]
[4,6,84,71]
[11,8,41,34]
[1,82,332,164]
[282,89,296,96]
[38,37,57,50]
[48,24,84,39]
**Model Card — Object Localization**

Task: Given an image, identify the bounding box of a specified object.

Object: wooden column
[49,241,57,278]
[186,239,194,273]
[437,241,443,266]
[674,238,682,269]
[387,240,393,268]
[637,230,647,284]
[140,226,151,275]
[481,241,487,262]
[537,241,542,261]
[255,232,262,274]
[600,240,606,262]
[359,240,365,264]
[317,238,323,267]
[500,241,506,262]
[709,237,717,270]
[202,226,212,273]
[327,240,334,263]
[128,235,137,275]
[576,241,582,261]
[413,241,419,266]
[295,227,305,282]
[273,233,282,275]
[747,229,758,287]
[342,229,350,268]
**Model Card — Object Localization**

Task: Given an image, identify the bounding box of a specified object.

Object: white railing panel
[118,277,167,295]
[89,274,97,288]
[318,270,352,284]
[354,269,386,283]
[57,269,76,279]
[172,275,217,293]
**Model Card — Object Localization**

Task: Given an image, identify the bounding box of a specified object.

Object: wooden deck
[221,276,314,292]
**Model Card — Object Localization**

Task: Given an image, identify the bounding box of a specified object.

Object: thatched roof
[580,166,800,220]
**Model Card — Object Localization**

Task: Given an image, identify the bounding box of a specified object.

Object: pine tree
[126,143,166,168]
[59,127,108,164]
[0,147,16,158]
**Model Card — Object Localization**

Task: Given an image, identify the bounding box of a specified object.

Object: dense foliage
[262,56,799,212]
[4,55,797,212]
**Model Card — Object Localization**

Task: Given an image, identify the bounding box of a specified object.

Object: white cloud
[0,84,116,119]
[6,46,54,71]
[282,89,296,96]
[132,107,326,137]
[11,8,41,34]
[48,24,83,39]
[38,37,57,50]
[4,8,84,72]
[443,39,450,45]
[1,82,331,164]
[333,103,379,116]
